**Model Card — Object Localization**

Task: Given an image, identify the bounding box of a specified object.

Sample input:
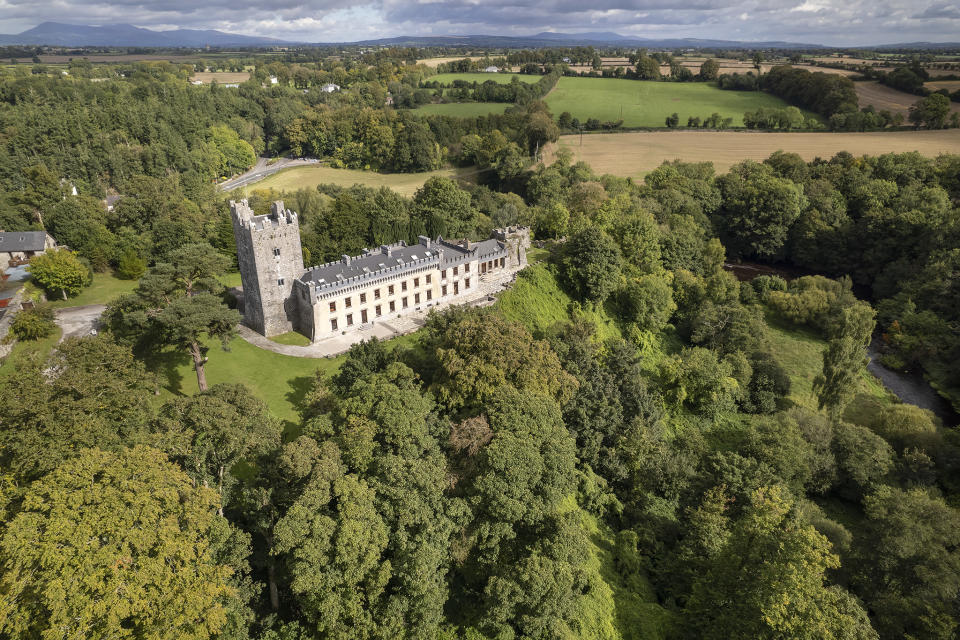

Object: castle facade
[231,199,530,342]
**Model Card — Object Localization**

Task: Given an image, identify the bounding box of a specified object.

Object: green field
[47,272,137,308]
[415,102,511,117]
[544,77,817,128]
[427,72,540,85]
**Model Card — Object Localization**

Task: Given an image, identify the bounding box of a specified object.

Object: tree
[814,303,876,416]
[412,176,480,240]
[635,55,662,80]
[686,486,877,640]
[908,93,950,129]
[106,243,239,391]
[27,248,90,299]
[714,161,805,258]
[0,335,158,483]
[0,446,245,639]
[665,112,680,128]
[617,275,675,331]
[699,58,720,80]
[8,304,55,341]
[857,486,960,639]
[153,383,283,514]
[560,227,623,303]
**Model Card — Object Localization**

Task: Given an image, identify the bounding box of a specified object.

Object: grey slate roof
[301,241,442,286]
[0,231,48,253]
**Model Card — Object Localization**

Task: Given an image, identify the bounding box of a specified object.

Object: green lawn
[0,327,62,378]
[415,102,511,117]
[269,331,312,346]
[427,72,540,85]
[544,77,819,128]
[48,273,137,308]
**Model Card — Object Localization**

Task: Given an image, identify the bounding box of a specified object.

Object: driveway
[55,304,106,341]
[218,156,318,192]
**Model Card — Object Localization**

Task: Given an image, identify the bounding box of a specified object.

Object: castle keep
[231,199,530,342]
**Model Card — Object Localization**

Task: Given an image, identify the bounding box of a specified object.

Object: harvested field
[927,81,960,91]
[417,56,485,67]
[545,129,960,177]
[190,71,250,84]
[856,81,960,117]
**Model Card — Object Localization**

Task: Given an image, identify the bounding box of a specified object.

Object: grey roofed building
[0,231,51,253]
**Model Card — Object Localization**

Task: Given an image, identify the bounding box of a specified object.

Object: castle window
[426,274,432,284]
[453,266,458,276]
[278,278,285,286]
[374,288,381,299]
[360,293,366,303]
[426,290,432,301]
[361,309,368,323]
[402,281,408,292]
[413,277,419,288]
[375,305,382,317]
[345,297,352,308]
[331,318,338,331]
[454,282,459,294]
[442,285,447,296]
[273,248,281,256]
[415,293,420,304]
[441,269,446,279]
[465,263,470,272]
[329,301,336,313]
[389,301,395,312]
[465,278,470,289]
[346,314,353,326]
[402,297,408,309]
[388,285,395,295]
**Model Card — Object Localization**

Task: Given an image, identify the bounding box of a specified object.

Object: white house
[483,66,499,73]
[269,76,279,84]
[320,83,341,93]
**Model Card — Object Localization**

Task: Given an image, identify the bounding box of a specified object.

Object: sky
[0,0,958,46]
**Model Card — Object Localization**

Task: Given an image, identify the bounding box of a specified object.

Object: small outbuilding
[320,83,341,93]
[483,66,499,73]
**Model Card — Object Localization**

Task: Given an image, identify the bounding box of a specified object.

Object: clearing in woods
[240,165,484,197]
[189,71,251,84]
[546,129,960,177]
[415,102,511,117]
[856,81,960,117]
[543,76,818,128]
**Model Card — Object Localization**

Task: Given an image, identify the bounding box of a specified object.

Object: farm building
[321,83,341,92]
[231,199,529,342]
[483,66,499,73]
[0,231,57,272]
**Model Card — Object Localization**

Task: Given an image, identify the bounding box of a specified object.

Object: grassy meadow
[415,102,511,117]
[544,77,816,128]
[243,165,467,197]
[427,72,540,85]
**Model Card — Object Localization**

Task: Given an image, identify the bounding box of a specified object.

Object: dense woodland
[1,57,960,639]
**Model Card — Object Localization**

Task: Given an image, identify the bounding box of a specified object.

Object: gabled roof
[0,231,49,253]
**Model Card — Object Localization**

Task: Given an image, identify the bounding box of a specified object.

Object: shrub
[116,249,147,280]
[9,305,56,341]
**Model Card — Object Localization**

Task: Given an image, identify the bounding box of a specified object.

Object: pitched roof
[0,231,49,253]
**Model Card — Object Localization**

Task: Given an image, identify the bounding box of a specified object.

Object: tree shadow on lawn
[284,373,320,438]
[142,348,189,396]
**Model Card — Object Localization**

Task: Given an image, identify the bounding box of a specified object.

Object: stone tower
[231,199,304,336]
[493,226,532,269]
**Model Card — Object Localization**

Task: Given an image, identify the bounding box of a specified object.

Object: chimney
[418,235,431,248]
[270,200,285,217]
[381,245,392,257]
[342,254,351,265]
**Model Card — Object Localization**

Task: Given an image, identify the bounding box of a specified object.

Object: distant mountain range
[0,22,288,47]
[0,22,956,50]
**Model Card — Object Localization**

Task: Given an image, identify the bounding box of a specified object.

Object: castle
[231,199,530,342]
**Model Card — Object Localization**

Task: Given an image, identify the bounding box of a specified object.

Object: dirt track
[545,129,960,177]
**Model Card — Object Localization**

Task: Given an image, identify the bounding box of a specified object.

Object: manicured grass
[427,72,540,85]
[244,165,467,197]
[219,272,242,288]
[47,273,138,308]
[269,331,312,346]
[0,327,62,378]
[162,336,344,426]
[544,77,818,128]
[415,102,511,117]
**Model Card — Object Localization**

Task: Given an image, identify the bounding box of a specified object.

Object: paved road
[218,157,318,192]
[55,304,107,341]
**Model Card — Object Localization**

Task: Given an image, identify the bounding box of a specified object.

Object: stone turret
[231,199,304,336]
[493,226,531,269]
